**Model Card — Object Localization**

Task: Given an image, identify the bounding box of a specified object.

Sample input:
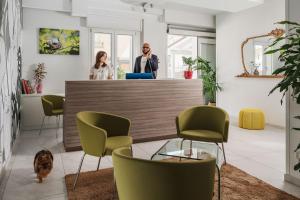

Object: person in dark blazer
[133,43,158,79]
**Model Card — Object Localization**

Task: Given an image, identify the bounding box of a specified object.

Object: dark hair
[94,51,107,69]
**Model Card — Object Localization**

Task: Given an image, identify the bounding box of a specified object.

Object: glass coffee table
[151,138,224,200]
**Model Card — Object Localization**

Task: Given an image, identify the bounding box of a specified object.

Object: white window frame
[166,28,216,79]
[90,28,140,79]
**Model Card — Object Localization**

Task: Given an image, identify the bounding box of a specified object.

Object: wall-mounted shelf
[235,74,284,78]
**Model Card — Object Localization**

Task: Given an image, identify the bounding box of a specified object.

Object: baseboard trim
[284,174,300,187]
[0,129,20,199]
[229,115,285,129]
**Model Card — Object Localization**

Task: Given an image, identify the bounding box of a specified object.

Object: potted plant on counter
[195,57,222,106]
[33,63,47,94]
[182,56,196,79]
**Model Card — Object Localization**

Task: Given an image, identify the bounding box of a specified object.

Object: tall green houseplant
[195,57,222,103]
[267,21,300,174]
[266,21,300,131]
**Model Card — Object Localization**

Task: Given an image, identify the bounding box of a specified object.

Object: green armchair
[40,95,64,138]
[176,106,229,164]
[112,147,216,200]
[73,111,133,190]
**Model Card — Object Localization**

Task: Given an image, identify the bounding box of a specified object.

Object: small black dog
[34,150,53,183]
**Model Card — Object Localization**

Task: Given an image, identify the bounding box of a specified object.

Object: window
[91,30,137,79]
[116,35,133,79]
[167,27,216,79]
[254,41,273,75]
[167,35,197,79]
[93,33,112,64]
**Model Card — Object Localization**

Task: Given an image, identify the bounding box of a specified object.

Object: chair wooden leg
[39,116,45,135]
[73,153,86,190]
[180,139,185,150]
[56,116,60,138]
[180,139,185,161]
[130,145,133,157]
[97,157,102,171]
[222,143,227,165]
[189,140,193,155]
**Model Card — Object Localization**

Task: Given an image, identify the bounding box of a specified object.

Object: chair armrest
[41,98,54,116]
[223,113,230,142]
[176,109,193,134]
[76,115,107,157]
[114,147,133,158]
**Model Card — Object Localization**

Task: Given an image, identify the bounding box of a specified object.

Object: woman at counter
[89,51,113,80]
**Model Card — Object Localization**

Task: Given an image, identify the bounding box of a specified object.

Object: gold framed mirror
[237,28,285,78]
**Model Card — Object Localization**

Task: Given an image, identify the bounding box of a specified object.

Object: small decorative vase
[184,71,193,79]
[36,81,43,94]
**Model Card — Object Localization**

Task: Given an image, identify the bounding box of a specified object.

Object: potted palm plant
[266,21,300,105]
[182,56,195,79]
[266,21,300,175]
[195,57,222,105]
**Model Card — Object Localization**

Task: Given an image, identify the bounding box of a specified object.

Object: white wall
[0,0,22,173]
[164,9,215,28]
[21,0,216,93]
[22,0,72,12]
[22,8,89,93]
[143,16,168,78]
[216,0,286,127]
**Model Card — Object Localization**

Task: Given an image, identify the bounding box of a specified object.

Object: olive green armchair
[176,106,229,164]
[73,111,133,190]
[112,147,216,200]
[40,95,64,138]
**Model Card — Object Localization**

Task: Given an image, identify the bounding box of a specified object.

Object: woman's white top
[90,65,113,80]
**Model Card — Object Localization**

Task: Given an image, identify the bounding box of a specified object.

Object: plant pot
[36,82,43,94]
[184,70,193,79]
[208,102,216,106]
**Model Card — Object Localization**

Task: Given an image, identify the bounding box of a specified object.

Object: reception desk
[63,79,203,151]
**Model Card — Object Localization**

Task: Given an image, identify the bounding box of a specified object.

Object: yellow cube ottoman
[239,108,265,130]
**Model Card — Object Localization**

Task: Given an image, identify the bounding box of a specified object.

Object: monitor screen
[126,73,153,79]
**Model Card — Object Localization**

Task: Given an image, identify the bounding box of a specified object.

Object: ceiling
[121,0,264,14]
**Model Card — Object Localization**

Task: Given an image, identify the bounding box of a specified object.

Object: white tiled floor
[1,125,300,200]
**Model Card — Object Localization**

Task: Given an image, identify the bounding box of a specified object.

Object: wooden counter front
[63,79,203,151]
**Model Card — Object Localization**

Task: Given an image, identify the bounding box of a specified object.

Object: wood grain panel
[64,80,203,151]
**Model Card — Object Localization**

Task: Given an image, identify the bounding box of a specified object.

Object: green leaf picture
[39,28,80,55]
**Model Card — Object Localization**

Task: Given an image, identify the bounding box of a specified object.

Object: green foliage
[39,28,80,55]
[33,63,47,83]
[117,67,126,80]
[265,21,300,105]
[195,57,222,103]
[182,56,196,71]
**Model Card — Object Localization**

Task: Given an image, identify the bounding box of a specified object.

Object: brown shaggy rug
[65,164,300,200]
